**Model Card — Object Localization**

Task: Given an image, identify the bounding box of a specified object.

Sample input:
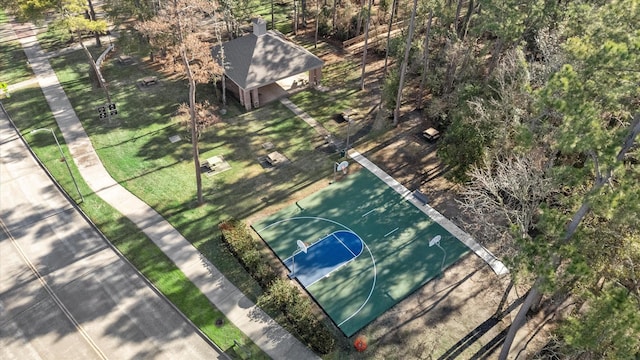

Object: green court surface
[252,169,469,336]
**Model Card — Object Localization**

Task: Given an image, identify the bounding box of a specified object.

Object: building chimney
[252,18,267,36]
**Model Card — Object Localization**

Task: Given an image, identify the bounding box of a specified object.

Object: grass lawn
[5,30,363,355]
[0,12,33,87]
[4,8,380,353]
[0,40,32,86]
[46,45,339,292]
[252,2,294,34]
[2,45,269,359]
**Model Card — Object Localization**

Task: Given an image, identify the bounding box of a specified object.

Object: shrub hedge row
[219,219,335,354]
[219,219,278,288]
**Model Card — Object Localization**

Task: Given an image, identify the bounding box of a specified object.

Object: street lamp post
[31,128,84,203]
[345,119,352,156]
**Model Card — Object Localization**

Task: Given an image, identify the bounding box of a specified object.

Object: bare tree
[393,0,417,126]
[381,0,398,78]
[416,9,433,109]
[459,154,552,257]
[332,0,339,30]
[137,0,219,205]
[359,0,374,90]
[213,23,227,107]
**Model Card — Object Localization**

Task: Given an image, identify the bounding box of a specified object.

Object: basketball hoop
[296,239,308,254]
[337,161,349,173]
[429,235,441,247]
[429,235,447,275]
[290,239,308,279]
[331,161,350,183]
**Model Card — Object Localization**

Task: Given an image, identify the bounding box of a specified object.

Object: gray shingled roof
[212,31,323,90]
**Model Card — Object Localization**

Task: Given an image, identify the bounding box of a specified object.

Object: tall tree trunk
[487,38,504,79]
[359,0,374,90]
[181,47,203,205]
[332,0,339,30]
[442,38,458,94]
[355,0,364,36]
[294,0,298,34]
[301,0,307,27]
[498,284,542,360]
[382,0,398,78]
[221,71,227,107]
[87,0,101,47]
[460,0,475,40]
[454,0,464,38]
[417,9,433,109]
[315,1,320,48]
[271,0,275,30]
[80,36,112,124]
[393,0,418,126]
[498,115,640,359]
[215,25,227,106]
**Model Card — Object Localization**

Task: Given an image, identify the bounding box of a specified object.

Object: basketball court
[252,168,471,336]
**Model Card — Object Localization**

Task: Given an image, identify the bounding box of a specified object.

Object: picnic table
[266,151,287,166]
[141,76,158,86]
[118,55,133,64]
[202,155,223,169]
[422,127,440,141]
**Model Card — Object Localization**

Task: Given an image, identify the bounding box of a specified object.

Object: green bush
[220,220,335,354]
[253,262,278,288]
[242,248,262,269]
[381,68,400,111]
[306,319,335,354]
[220,219,254,255]
[258,279,335,354]
[220,219,277,287]
[437,116,486,183]
[258,278,299,312]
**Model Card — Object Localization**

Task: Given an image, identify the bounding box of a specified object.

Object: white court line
[348,149,509,276]
[333,233,359,258]
[384,227,399,237]
[306,258,356,287]
[299,231,365,288]
[361,208,377,217]
[257,216,377,327]
[337,238,376,327]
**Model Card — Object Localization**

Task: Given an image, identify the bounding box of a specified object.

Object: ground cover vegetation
[2,0,639,358]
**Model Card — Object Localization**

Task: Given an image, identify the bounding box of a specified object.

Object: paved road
[0,114,226,359]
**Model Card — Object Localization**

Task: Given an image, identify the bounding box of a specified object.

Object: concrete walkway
[9,20,318,360]
[280,96,509,276]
